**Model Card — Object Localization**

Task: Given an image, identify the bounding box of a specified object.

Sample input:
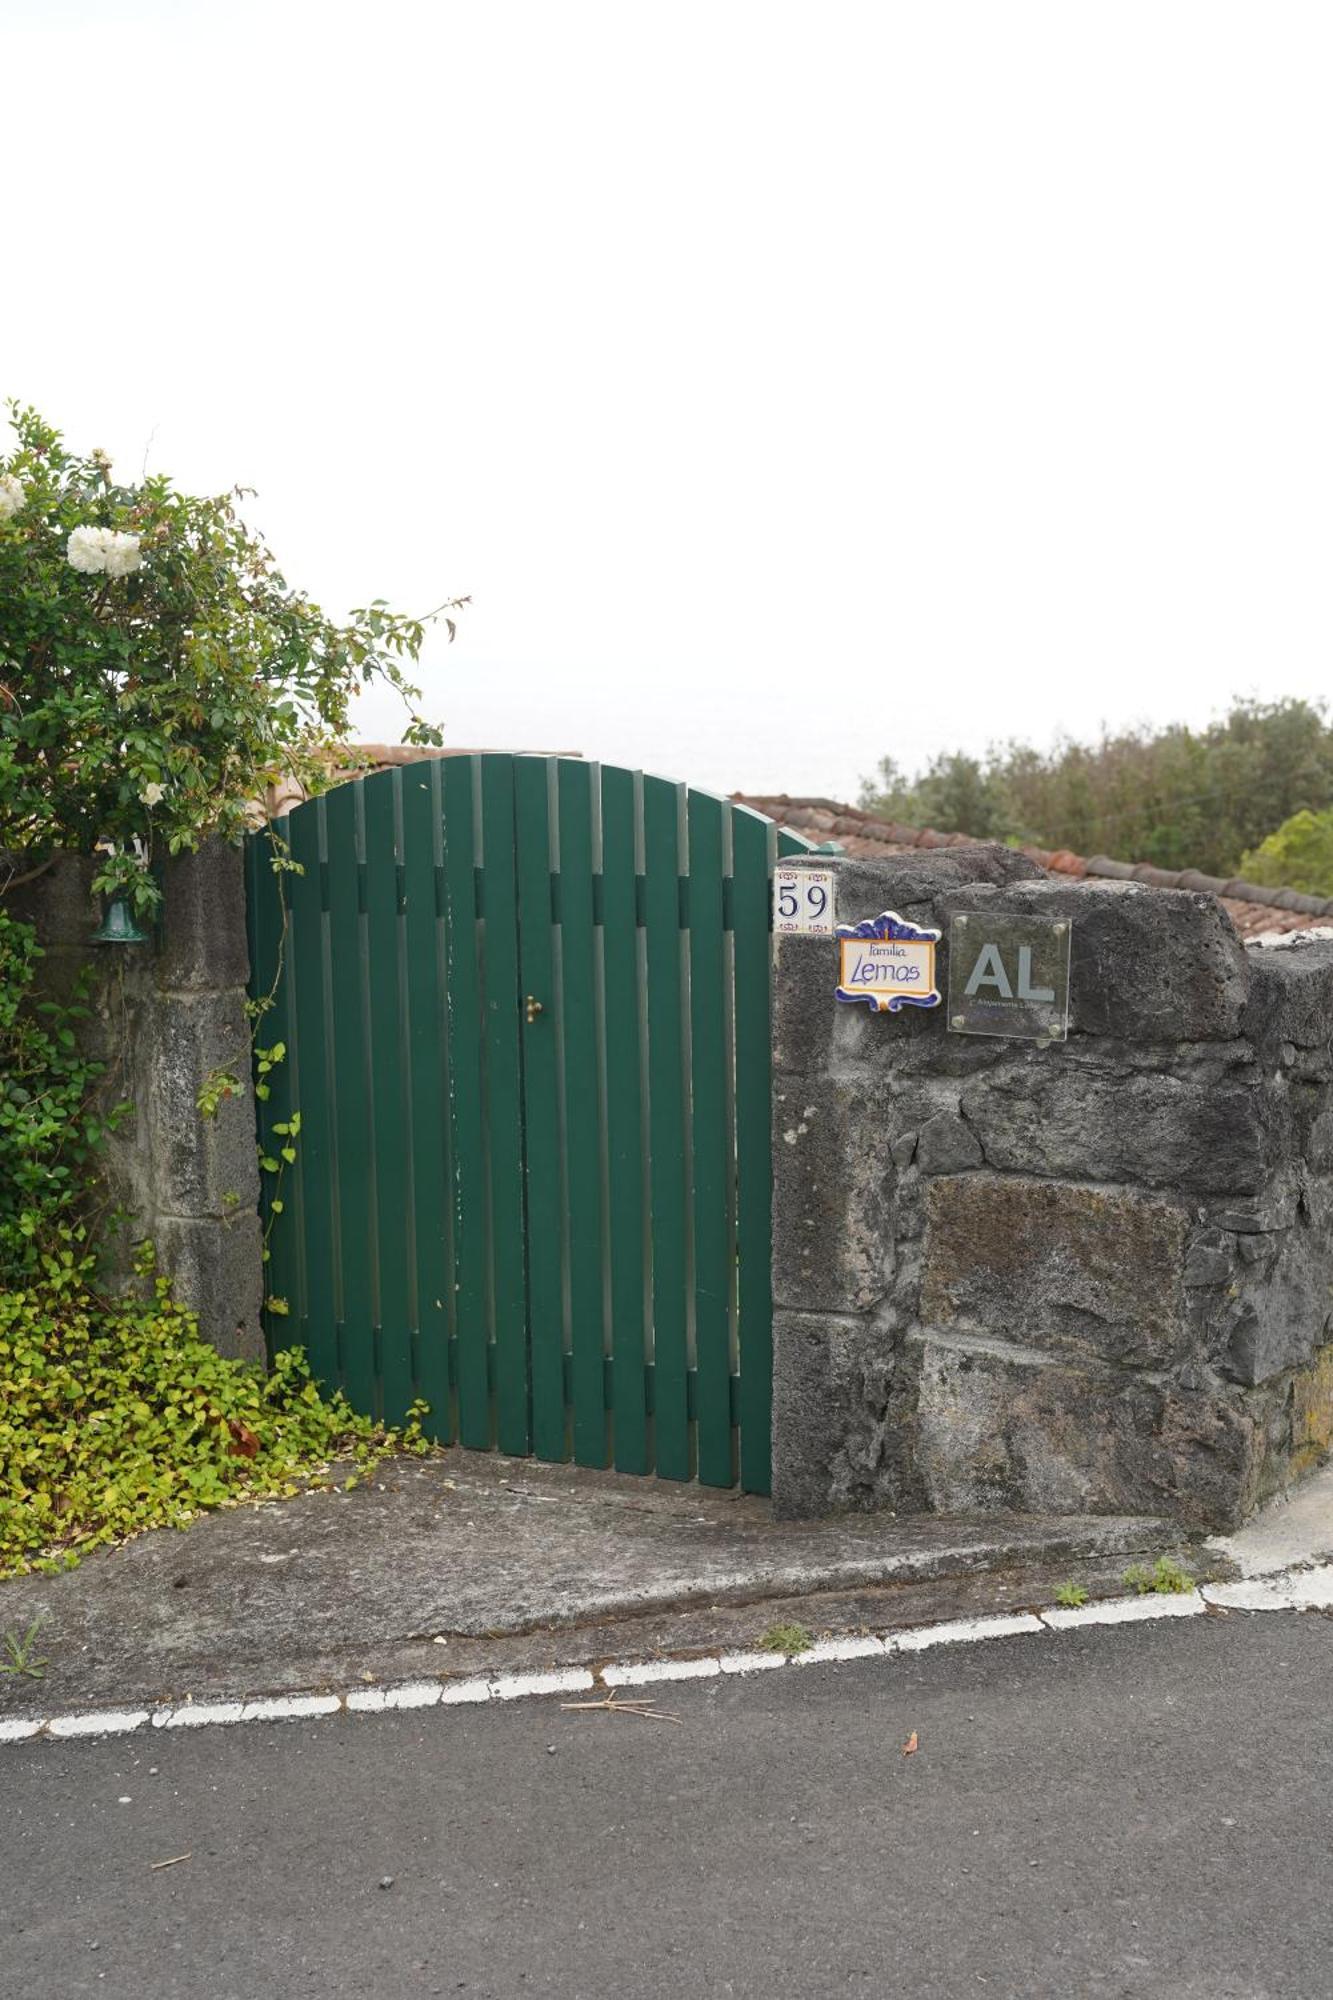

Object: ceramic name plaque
[835,911,942,1015]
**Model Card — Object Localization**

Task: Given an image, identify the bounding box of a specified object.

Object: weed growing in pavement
[757,1622,813,1655]
[1053,1582,1089,1608]
[0,1617,49,1679]
[1122,1556,1194,1596]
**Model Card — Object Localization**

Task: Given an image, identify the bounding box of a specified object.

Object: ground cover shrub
[0,1254,431,1580]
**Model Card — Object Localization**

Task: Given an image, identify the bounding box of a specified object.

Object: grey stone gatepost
[770,849,1333,1531]
[11,842,264,1358]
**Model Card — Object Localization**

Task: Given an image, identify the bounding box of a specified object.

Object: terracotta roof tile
[731,791,1333,943]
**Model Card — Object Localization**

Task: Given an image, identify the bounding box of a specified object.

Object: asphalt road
[4,1614,1331,2000]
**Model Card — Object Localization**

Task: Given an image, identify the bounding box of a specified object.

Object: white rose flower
[67,525,142,576]
[141,781,166,807]
[0,474,25,520]
[102,530,142,578]
[67,524,110,572]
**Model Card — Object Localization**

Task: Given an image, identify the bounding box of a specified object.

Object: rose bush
[0,401,464,912]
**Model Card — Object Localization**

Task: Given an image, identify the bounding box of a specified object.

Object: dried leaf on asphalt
[902,1731,919,1756]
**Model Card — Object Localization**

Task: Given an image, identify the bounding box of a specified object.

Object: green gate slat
[442,756,492,1448]
[687,789,734,1488]
[400,761,455,1442]
[514,756,567,1463]
[286,801,340,1394]
[731,806,775,1495]
[642,775,690,1480]
[557,759,608,1467]
[478,757,530,1456]
[323,782,377,1414]
[363,771,414,1426]
[600,764,648,1474]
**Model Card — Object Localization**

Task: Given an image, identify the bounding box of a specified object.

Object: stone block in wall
[155,838,252,992]
[770,1309,899,1519]
[146,992,260,1219]
[942,878,1249,1043]
[920,1174,1191,1368]
[152,1212,265,1363]
[905,1326,1265,1530]
[915,1112,984,1174]
[1217,1181,1333,1386]
[1243,937,1333,1056]
[772,1077,896,1313]
[815,849,1046,931]
[960,1060,1275,1195]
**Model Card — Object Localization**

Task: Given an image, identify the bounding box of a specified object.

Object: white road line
[347,1681,442,1713]
[1041,1593,1206,1630]
[490,1668,596,1700]
[718,1650,787,1674]
[239,1694,341,1723]
[46,1709,150,1739]
[791,1636,887,1665]
[1203,1562,1333,1613]
[895,1612,1045,1651]
[436,1676,494,1706]
[153,1701,247,1729]
[1285,1564,1333,1609]
[602,1656,722,1688]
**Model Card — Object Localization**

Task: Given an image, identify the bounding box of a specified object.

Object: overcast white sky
[5,0,1331,803]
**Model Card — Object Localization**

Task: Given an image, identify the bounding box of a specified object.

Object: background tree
[859,698,1333,878]
[1240,808,1333,897]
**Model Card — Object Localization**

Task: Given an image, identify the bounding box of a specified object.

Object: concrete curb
[5,1562,1332,1748]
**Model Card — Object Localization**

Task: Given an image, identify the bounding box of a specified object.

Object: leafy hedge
[0,1261,430,1579]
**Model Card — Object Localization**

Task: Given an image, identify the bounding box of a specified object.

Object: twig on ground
[560,1690,682,1725]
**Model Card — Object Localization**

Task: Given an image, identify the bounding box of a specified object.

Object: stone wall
[10,844,264,1359]
[771,850,1333,1531]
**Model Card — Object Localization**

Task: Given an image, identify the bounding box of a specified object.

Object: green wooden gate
[245,754,810,1493]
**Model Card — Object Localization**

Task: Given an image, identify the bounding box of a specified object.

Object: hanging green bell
[91,892,150,945]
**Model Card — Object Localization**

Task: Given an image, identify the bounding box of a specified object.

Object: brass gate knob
[525,995,544,1024]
